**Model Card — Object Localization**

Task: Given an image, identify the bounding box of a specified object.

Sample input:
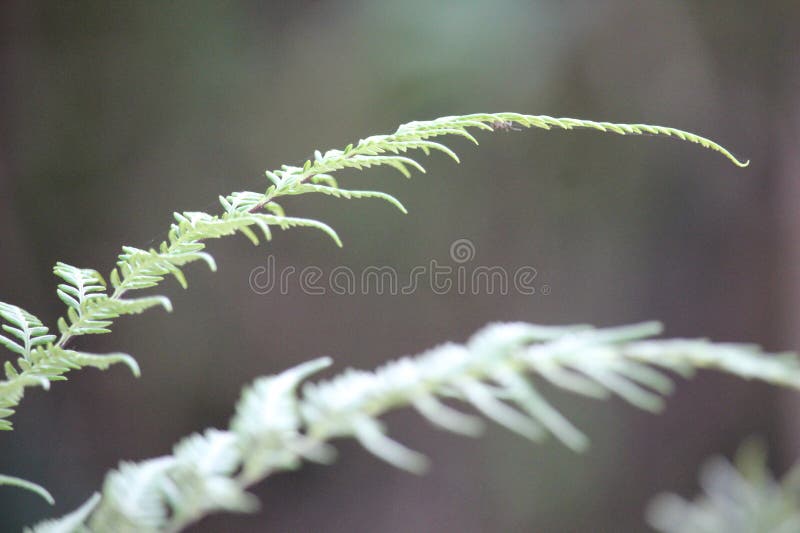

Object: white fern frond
[30,321,799,532]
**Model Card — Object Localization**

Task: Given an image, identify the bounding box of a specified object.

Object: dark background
[1,2,799,531]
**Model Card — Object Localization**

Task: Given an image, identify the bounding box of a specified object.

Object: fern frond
[647,439,800,533]
[31,321,798,532]
[0,112,747,432]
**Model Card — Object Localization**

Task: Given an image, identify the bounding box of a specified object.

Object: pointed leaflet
[0,473,54,505]
[0,302,56,359]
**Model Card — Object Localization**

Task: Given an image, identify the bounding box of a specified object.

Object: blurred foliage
[648,440,800,533]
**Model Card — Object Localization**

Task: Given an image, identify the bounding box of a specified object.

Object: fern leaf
[492,367,589,451]
[53,263,107,309]
[380,139,461,162]
[88,296,173,319]
[230,357,333,483]
[56,311,112,337]
[172,430,241,478]
[323,153,427,177]
[49,348,141,376]
[352,415,430,473]
[287,184,407,213]
[0,302,56,358]
[0,473,54,505]
[89,458,177,531]
[254,214,342,247]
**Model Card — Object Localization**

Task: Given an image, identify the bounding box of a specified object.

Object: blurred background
[1,1,799,531]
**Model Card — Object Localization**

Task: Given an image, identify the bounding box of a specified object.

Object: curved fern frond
[0,112,747,433]
[30,320,798,532]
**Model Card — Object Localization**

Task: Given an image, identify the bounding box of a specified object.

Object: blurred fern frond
[28,321,800,532]
[647,439,800,533]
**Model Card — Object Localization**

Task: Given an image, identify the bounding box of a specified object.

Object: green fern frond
[0,112,747,434]
[31,321,799,532]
